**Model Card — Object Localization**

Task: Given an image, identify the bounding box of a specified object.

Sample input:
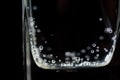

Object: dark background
[13,0,120,80]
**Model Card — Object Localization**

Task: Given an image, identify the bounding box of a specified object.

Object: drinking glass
[22,0,120,77]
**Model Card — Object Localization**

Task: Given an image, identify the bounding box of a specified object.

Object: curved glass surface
[22,0,120,69]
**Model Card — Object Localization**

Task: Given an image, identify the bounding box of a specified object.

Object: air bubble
[86,46,91,50]
[37,29,41,33]
[30,20,35,27]
[96,49,99,52]
[35,25,38,28]
[99,36,104,40]
[52,60,56,63]
[76,57,80,62]
[96,54,99,57]
[55,56,58,58]
[42,54,46,57]
[97,46,99,49]
[65,52,75,57]
[33,6,38,10]
[76,53,80,56]
[43,59,47,62]
[47,47,52,51]
[80,49,86,53]
[94,54,99,59]
[35,58,39,62]
[50,34,54,36]
[59,59,61,62]
[80,58,84,61]
[46,54,53,59]
[65,57,70,60]
[104,48,108,52]
[44,41,47,44]
[85,55,90,61]
[92,43,96,47]
[39,45,43,51]
[99,18,103,21]
[104,27,113,33]
[72,57,77,60]
[43,62,48,66]
[48,60,51,63]
[91,50,94,53]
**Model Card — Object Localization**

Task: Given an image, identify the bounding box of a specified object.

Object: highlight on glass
[22,0,120,69]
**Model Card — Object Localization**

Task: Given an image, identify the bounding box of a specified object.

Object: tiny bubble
[52,60,56,63]
[37,29,41,33]
[92,43,96,47]
[33,6,38,10]
[99,18,103,21]
[50,34,54,36]
[81,49,86,53]
[99,36,104,40]
[91,50,94,53]
[86,46,91,50]
[104,48,108,52]
[45,41,47,44]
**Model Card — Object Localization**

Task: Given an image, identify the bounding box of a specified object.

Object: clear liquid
[27,0,119,69]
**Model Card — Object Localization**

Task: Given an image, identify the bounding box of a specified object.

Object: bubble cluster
[104,48,108,52]
[28,14,116,69]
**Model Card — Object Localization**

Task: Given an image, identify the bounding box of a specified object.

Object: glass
[22,0,120,75]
